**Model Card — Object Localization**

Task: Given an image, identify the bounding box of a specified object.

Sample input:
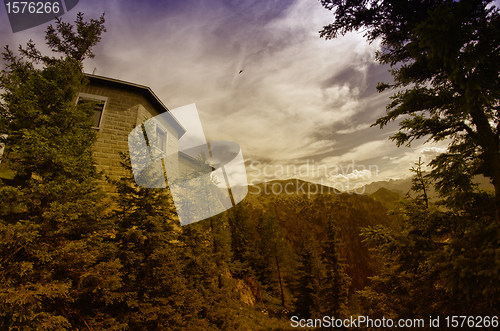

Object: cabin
[0,74,248,224]
[78,74,186,190]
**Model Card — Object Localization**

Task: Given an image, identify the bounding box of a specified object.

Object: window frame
[155,122,168,155]
[76,92,108,130]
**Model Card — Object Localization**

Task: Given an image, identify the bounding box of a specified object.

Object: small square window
[76,93,107,129]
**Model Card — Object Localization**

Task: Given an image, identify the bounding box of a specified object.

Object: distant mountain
[362,178,412,195]
[243,178,340,205]
[361,175,494,197]
[239,179,397,291]
[228,176,494,291]
[369,187,403,210]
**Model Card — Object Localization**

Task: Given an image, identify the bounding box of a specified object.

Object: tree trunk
[274,249,286,308]
[469,105,500,225]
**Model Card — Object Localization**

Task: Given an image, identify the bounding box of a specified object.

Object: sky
[0,0,463,190]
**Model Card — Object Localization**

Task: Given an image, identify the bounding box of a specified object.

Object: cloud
[0,0,433,185]
[77,0,389,172]
[327,169,374,183]
[370,141,450,181]
[420,147,446,161]
[336,123,371,134]
[321,139,394,164]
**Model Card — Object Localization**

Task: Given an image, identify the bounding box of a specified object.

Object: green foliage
[181,214,263,330]
[228,203,260,277]
[407,157,431,207]
[0,45,95,183]
[45,12,106,62]
[322,0,500,321]
[321,0,500,220]
[359,176,500,321]
[0,13,130,330]
[293,232,325,319]
[320,217,351,318]
[257,213,296,308]
[108,155,197,330]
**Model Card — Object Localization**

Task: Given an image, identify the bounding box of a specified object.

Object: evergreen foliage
[227,203,259,277]
[408,157,431,207]
[320,0,500,221]
[293,232,325,319]
[257,213,296,308]
[321,0,500,322]
[359,184,500,319]
[320,217,351,318]
[0,13,126,330]
[109,154,200,330]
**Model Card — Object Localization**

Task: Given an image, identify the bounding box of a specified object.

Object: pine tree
[227,202,259,276]
[109,154,202,330]
[320,0,500,222]
[408,157,431,208]
[176,151,243,329]
[320,217,351,318]
[180,215,247,330]
[0,13,126,330]
[321,0,500,319]
[293,232,325,319]
[359,164,500,318]
[257,213,295,308]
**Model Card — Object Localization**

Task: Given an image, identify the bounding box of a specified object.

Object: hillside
[369,187,403,210]
[362,178,412,195]
[237,179,396,291]
[361,175,494,196]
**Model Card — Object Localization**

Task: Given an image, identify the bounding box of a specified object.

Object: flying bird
[238,70,243,74]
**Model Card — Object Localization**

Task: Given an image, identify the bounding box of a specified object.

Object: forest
[1,0,500,330]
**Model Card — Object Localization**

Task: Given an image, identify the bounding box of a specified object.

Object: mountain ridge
[237,179,398,291]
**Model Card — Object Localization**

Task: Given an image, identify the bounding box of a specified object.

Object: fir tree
[408,157,431,208]
[258,213,295,308]
[293,232,325,319]
[227,202,258,276]
[0,13,126,330]
[320,217,351,318]
[321,0,500,319]
[177,152,243,329]
[359,164,500,318]
[109,154,201,330]
[320,0,500,221]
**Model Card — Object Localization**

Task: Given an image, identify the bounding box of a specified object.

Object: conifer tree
[320,0,500,221]
[408,157,431,208]
[0,13,126,330]
[176,152,243,329]
[293,232,325,319]
[320,217,351,318]
[109,154,201,330]
[227,202,258,276]
[180,216,245,330]
[359,163,500,318]
[321,0,500,318]
[258,213,295,308]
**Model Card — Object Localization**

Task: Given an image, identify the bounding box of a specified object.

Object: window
[156,124,167,153]
[76,93,107,129]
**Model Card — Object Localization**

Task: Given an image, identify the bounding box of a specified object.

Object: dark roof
[85,74,186,137]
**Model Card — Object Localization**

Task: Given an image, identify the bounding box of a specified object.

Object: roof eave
[85,74,187,138]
